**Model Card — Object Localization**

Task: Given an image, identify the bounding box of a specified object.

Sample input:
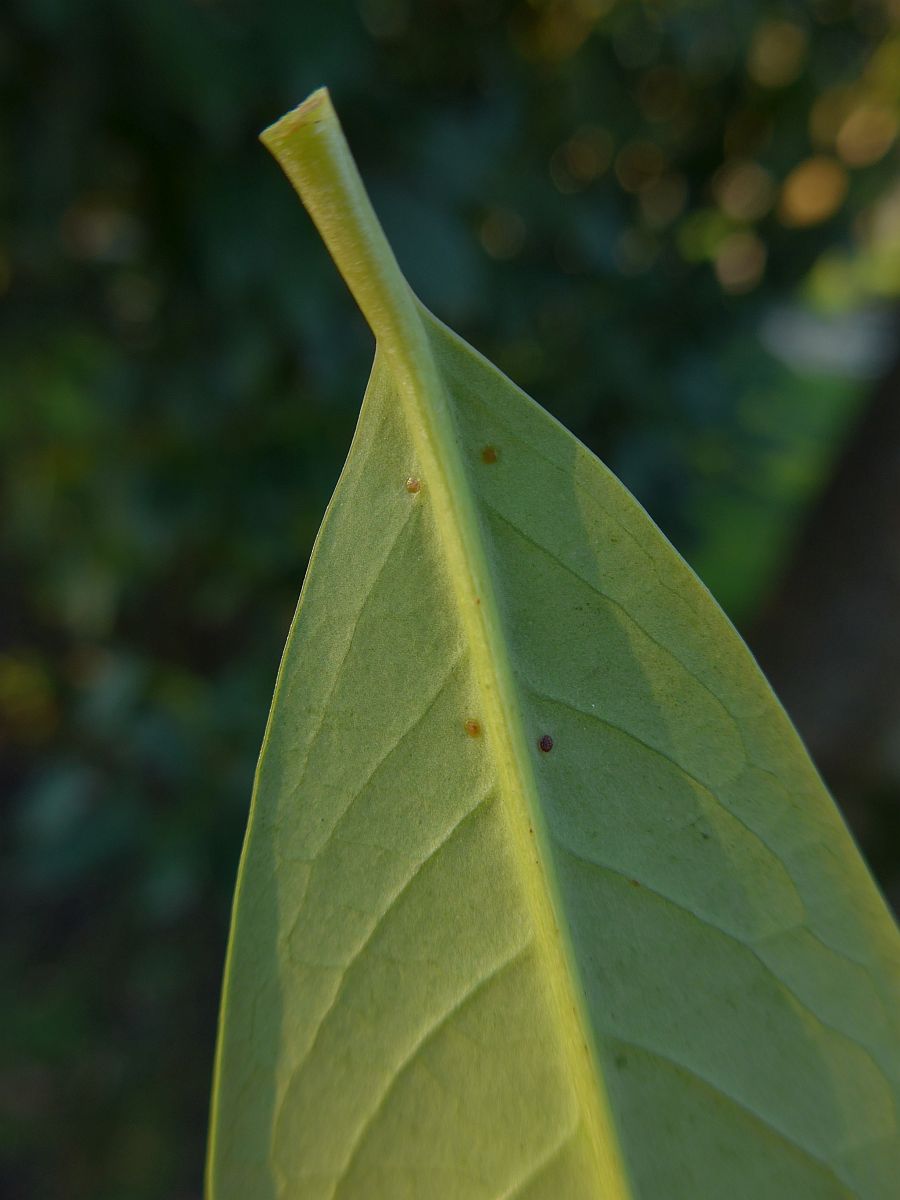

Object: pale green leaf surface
[206,90,900,1199]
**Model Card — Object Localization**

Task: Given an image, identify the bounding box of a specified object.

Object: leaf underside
[207,112,900,1200]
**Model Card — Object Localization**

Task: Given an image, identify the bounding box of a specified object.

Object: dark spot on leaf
[538,734,554,753]
[464,719,481,738]
[701,831,710,840]
[615,1053,628,1069]
[481,445,498,464]
[629,878,641,888]
[405,476,421,494]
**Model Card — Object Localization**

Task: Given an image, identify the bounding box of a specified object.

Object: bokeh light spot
[714,231,767,293]
[713,160,775,222]
[779,156,848,227]
[837,105,898,167]
[747,19,808,88]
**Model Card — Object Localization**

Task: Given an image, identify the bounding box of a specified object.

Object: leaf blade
[422,309,900,1195]
[207,92,900,1199]
[209,353,612,1198]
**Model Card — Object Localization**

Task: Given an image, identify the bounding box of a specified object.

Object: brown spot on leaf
[405,476,421,494]
[481,445,498,464]
[464,719,482,738]
[538,734,554,753]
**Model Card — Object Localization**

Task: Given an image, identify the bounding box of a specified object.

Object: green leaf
[206,90,900,1199]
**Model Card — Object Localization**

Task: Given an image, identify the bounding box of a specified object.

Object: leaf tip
[259,86,335,153]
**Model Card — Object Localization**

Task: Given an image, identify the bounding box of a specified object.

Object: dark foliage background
[2,1,899,1196]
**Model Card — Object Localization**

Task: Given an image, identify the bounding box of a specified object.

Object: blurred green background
[3,1,900,1196]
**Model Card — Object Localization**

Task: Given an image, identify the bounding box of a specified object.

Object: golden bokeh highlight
[714,232,767,293]
[713,160,776,222]
[747,20,808,88]
[778,156,848,227]
[836,105,898,167]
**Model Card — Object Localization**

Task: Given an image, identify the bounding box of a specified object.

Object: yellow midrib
[392,307,632,1200]
[261,89,633,1200]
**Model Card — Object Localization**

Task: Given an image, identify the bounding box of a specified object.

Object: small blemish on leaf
[538,734,554,753]
[464,719,482,738]
[481,445,498,464]
[615,1053,628,1069]
[405,476,421,494]
[629,878,641,888]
